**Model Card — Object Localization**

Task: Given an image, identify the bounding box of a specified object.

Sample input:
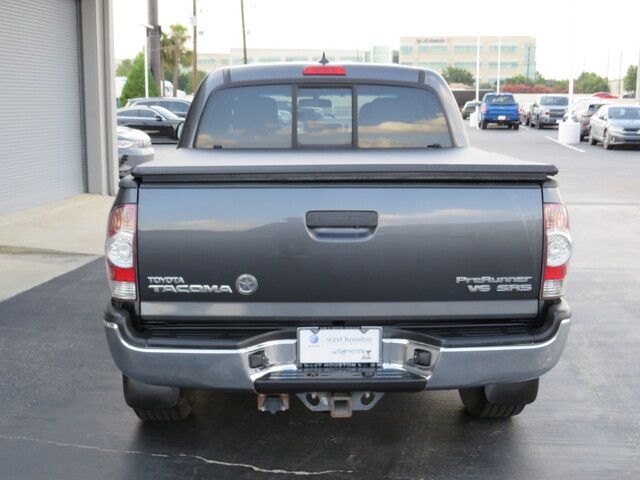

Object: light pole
[558,1,580,145]
[475,35,480,101]
[240,0,248,65]
[190,0,198,93]
[636,47,640,101]
[496,36,502,94]
[140,24,154,98]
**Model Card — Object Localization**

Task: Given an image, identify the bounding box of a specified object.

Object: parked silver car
[565,99,609,140]
[588,105,640,150]
[117,126,153,177]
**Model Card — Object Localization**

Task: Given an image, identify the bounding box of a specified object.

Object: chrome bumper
[104,318,570,391]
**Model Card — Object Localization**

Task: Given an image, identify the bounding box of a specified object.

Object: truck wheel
[481,121,487,130]
[123,375,196,422]
[537,122,544,129]
[459,378,538,418]
[513,123,520,130]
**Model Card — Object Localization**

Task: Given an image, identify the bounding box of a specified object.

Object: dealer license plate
[498,115,506,120]
[298,327,382,364]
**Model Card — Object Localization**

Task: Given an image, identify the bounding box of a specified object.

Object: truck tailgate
[137,182,544,323]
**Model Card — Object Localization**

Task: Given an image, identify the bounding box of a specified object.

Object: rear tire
[123,375,196,422]
[588,129,597,145]
[537,122,544,129]
[133,389,196,421]
[603,131,613,150]
[481,121,487,130]
[513,124,520,130]
[459,378,538,419]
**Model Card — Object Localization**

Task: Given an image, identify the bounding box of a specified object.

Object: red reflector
[544,264,566,280]
[109,264,136,282]
[303,66,346,76]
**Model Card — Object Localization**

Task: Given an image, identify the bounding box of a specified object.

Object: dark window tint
[196,85,292,148]
[297,88,352,146]
[485,94,515,105]
[358,86,451,148]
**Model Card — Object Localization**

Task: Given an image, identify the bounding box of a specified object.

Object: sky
[113,0,640,80]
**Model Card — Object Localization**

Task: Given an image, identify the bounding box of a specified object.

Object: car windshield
[485,95,515,105]
[540,96,568,106]
[608,107,640,120]
[150,106,178,119]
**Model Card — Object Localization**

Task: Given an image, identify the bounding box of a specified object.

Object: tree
[120,52,160,105]
[442,66,474,86]
[623,65,637,92]
[162,24,191,97]
[575,72,609,94]
[116,58,133,77]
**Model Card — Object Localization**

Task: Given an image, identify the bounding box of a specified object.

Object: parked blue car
[479,93,520,130]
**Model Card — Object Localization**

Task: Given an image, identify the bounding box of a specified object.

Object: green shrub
[120,52,160,105]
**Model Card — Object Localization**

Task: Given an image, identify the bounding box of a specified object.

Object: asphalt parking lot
[1,124,639,480]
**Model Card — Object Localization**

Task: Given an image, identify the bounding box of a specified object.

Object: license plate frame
[297,327,382,365]
[498,115,506,121]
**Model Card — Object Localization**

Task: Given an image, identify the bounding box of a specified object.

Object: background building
[198,47,387,73]
[399,36,536,82]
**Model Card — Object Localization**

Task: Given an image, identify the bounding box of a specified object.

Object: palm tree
[161,24,191,97]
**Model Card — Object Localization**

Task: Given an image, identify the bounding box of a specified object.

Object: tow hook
[257,393,290,415]
[330,393,353,418]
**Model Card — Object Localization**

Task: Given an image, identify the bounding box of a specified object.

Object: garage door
[0,0,85,214]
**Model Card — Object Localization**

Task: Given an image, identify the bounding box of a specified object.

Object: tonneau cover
[132,147,557,182]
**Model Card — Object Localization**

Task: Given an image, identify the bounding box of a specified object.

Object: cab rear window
[485,94,515,105]
[195,84,452,149]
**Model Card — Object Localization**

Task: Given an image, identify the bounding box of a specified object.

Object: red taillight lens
[303,66,346,76]
[106,204,137,300]
[542,203,572,298]
[481,104,487,113]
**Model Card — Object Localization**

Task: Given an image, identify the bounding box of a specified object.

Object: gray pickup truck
[104,63,572,421]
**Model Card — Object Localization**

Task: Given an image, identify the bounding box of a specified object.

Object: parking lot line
[545,136,585,153]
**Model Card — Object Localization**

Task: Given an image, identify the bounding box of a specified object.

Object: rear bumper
[104,304,571,392]
[483,114,519,123]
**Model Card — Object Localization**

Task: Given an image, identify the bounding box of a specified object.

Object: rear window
[195,84,451,149]
[485,95,515,105]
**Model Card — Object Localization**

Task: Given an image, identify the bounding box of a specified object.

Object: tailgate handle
[306,211,378,229]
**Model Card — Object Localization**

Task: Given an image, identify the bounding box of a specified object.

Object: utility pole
[636,47,640,101]
[191,0,198,94]
[240,0,248,65]
[618,49,623,95]
[148,0,162,95]
[496,36,502,93]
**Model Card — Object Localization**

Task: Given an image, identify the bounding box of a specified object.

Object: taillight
[481,104,487,113]
[542,203,572,298]
[106,204,137,300]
